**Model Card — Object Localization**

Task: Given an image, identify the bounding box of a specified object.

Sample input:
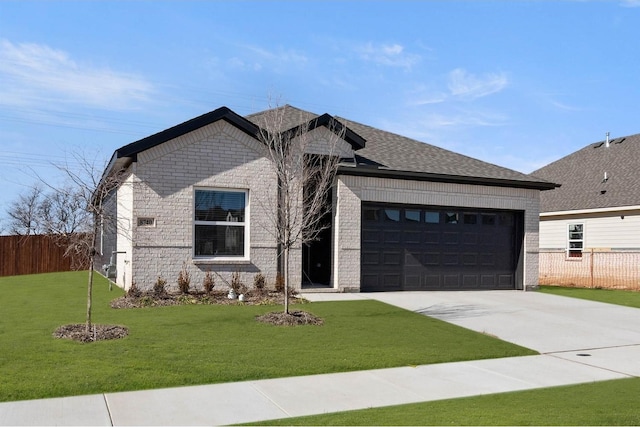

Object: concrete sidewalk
[1,291,639,426]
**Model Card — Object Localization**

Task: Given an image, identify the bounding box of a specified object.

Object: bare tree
[254,105,347,314]
[42,153,126,337]
[38,185,91,235]
[7,185,43,235]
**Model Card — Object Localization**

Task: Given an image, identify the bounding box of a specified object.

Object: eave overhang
[337,164,560,191]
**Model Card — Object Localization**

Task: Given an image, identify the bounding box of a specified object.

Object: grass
[248,377,640,426]
[539,285,640,309]
[0,271,535,402]
[245,285,640,426]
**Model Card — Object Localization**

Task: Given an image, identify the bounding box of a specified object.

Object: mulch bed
[53,324,129,343]
[54,290,321,342]
[256,310,324,326]
[109,290,290,309]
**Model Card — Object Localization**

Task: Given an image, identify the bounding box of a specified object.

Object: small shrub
[275,272,285,294]
[127,281,142,298]
[177,262,191,294]
[139,296,155,307]
[254,273,266,291]
[203,271,215,294]
[153,276,167,296]
[177,294,197,305]
[230,270,242,294]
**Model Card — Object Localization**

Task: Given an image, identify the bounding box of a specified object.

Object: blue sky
[1,1,639,227]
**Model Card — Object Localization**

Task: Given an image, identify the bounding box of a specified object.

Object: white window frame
[567,223,584,258]
[193,187,250,262]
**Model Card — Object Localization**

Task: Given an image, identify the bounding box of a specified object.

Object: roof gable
[532,133,640,212]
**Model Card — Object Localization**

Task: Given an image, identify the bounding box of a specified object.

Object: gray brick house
[99,105,555,292]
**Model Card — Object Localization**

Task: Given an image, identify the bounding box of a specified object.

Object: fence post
[589,248,594,288]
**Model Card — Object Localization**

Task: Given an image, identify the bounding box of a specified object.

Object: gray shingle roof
[106,104,555,191]
[532,133,640,212]
[247,105,555,190]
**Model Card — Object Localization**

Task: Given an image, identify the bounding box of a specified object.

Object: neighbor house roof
[532,133,640,213]
[103,105,556,191]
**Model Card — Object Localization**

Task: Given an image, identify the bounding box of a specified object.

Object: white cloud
[239,44,308,70]
[356,42,420,69]
[620,0,640,7]
[0,39,154,110]
[447,68,508,99]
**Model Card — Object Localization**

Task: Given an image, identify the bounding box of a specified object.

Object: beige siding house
[99,105,555,293]
[533,133,640,289]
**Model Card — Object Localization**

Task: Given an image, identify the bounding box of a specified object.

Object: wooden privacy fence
[0,234,88,277]
[539,249,640,291]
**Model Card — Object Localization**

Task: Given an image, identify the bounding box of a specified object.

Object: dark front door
[361,203,522,292]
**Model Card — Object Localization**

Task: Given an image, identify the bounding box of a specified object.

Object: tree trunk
[85,230,97,337]
[284,245,289,314]
[85,259,94,337]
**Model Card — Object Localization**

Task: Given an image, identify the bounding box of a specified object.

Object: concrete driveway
[306,290,640,377]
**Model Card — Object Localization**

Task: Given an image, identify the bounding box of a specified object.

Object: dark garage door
[361,203,523,291]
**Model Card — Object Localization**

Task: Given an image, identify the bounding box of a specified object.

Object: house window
[568,223,584,258]
[194,189,248,259]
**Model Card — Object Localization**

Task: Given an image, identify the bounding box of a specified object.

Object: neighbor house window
[567,223,584,258]
[194,189,248,259]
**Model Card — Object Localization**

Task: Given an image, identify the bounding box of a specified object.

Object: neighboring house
[533,133,640,289]
[98,105,555,293]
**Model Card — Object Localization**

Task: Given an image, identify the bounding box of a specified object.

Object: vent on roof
[605,132,610,148]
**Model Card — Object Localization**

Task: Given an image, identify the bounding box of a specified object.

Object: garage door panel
[383,230,400,244]
[383,251,402,265]
[362,251,379,265]
[404,231,422,244]
[442,253,459,265]
[462,275,478,288]
[463,232,479,245]
[424,232,440,244]
[405,252,422,267]
[423,275,441,288]
[404,274,421,289]
[443,232,459,244]
[481,275,496,287]
[462,253,477,265]
[424,252,441,265]
[443,274,460,288]
[362,229,381,243]
[361,203,520,291]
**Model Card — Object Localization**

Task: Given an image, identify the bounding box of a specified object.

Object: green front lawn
[250,377,640,426]
[540,285,640,309]
[248,285,640,426]
[0,271,535,402]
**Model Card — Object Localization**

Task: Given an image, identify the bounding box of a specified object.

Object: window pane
[425,212,440,224]
[569,231,583,239]
[569,224,583,233]
[463,214,477,225]
[195,190,245,222]
[195,225,244,256]
[445,212,458,224]
[405,210,420,222]
[384,209,400,222]
[363,207,379,222]
[482,214,496,225]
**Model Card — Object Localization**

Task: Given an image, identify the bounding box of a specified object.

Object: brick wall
[128,120,280,292]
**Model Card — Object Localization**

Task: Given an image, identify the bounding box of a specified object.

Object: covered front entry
[361,203,523,291]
